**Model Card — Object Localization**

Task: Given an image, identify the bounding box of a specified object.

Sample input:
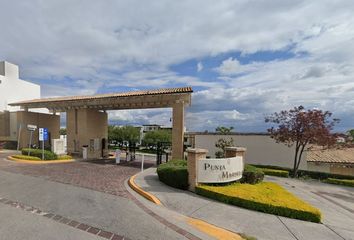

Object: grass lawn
[196,182,321,223]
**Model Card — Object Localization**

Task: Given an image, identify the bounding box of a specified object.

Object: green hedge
[21,148,57,160]
[241,165,264,184]
[251,164,354,180]
[57,155,73,160]
[323,178,354,187]
[157,160,188,190]
[12,155,41,160]
[196,182,321,223]
[261,168,289,178]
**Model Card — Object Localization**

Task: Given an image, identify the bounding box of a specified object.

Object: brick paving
[0,154,202,240]
[0,157,154,199]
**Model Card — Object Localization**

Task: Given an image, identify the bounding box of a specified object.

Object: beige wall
[16,111,60,149]
[307,162,354,176]
[0,111,10,139]
[330,165,354,176]
[67,109,108,159]
[307,162,330,173]
[193,134,307,170]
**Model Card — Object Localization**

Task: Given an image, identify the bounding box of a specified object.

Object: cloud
[216,57,241,75]
[197,62,203,72]
[1,1,354,131]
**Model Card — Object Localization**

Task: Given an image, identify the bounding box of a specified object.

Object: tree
[347,129,354,142]
[59,128,67,135]
[265,106,339,177]
[143,130,171,146]
[108,125,140,144]
[215,126,235,158]
[215,126,234,134]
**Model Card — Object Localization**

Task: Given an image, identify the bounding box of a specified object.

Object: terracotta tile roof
[307,148,354,164]
[9,87,193,106]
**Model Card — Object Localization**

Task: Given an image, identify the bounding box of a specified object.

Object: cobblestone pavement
[0,152,155,199]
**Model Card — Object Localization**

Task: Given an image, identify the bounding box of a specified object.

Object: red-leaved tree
[265,106,339,177]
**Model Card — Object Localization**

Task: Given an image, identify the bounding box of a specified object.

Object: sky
[1,0,354,132]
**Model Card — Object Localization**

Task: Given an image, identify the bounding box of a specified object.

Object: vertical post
[42,140,44,160]
[225,147,247,172]
[172,101,185,160]
[225,147,247,158]
[17,124,22,151]
[141,154,144,172]
[28,130,33,156]
[186,148,208,192]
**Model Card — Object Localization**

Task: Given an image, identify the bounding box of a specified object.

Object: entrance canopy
[10,87,193,160]
[9,87,192,111]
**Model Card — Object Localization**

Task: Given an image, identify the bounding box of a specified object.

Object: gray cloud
[1,0,354,131]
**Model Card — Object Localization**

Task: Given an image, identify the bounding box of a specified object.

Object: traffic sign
[27,124,37,131]
[39,128,49,141]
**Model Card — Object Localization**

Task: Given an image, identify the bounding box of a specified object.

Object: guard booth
[156,141,171,165]
[9,87,192,160]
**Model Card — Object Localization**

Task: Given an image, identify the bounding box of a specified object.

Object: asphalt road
[0,151,189,240]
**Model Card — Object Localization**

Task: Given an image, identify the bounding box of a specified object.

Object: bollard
[141,154,145,172]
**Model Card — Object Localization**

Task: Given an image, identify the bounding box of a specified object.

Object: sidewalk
[134,168,352,240]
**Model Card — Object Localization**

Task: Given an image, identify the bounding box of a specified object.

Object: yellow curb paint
[7,156,75,164]
[128,173,246,239]
[187,217,244,240]
[128,174,162,205]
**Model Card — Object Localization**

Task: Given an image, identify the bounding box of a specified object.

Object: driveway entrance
[0,155,154,198]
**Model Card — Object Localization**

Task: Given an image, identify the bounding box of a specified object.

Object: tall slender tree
[265,106,339,177]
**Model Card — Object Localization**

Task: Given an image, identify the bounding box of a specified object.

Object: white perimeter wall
[0,61,40,112]
[194,134,307,170]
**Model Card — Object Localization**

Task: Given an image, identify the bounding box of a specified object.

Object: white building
[0,61,41,142]
[0,61,40,112]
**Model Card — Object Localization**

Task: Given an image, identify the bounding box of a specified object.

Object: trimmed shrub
[296,170,354,180]
[251,164,354,180]
[196,182,321,223]
[12,155,41,160]
[21,148,57,160]
[261,168,289,178]
[57,155,73,160]
[157,160,188,190]
[241,165,264,184]
[323,178,354,187]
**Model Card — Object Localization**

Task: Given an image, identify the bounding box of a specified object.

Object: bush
[251,164,354,180]
[21,148,57,160]
[196,182,321,223]
[157,160,188,190]
[260,168,289,178]
[12,155,41,160]
[241,165,264,184]
[296,170,354,180]
[57,155,73,160]
[323,178,354,187]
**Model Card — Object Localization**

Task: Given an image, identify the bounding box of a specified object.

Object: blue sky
[1,0,354,132]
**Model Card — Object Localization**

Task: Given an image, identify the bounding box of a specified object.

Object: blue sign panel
[43,128,48,141]
[39,128,49,141]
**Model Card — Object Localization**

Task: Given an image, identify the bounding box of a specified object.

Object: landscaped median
[322,178,354,187]
[196,182,322,223]
[156,161,322,223]
[8,148,74,164]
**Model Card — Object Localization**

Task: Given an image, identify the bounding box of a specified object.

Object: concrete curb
[128,174,162,205]
[128,170,244,240]
[7,155,75,164]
